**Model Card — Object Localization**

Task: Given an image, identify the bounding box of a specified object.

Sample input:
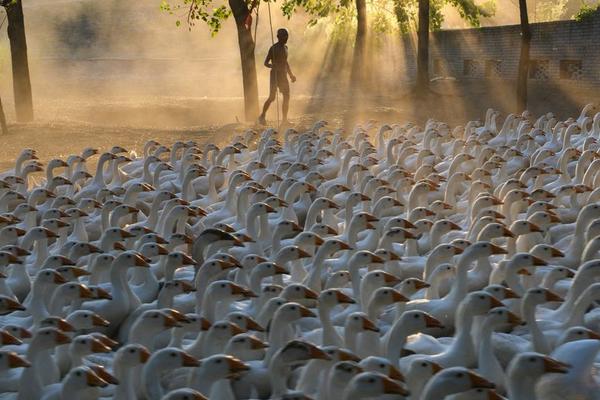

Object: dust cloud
[0,0,349,127]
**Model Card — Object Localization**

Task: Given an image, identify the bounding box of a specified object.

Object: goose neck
[522,300,550,354]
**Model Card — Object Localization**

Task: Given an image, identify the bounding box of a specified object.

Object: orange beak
[8,352,30,368]
[381,376,410,396]
[86,371,108,388]
[424,314,444,329]
[335,291,356,304]
[362,317,380,332]
[468,371,496,389]
[543,357,570,374]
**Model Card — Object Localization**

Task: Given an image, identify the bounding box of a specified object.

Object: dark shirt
[267,42,288,72]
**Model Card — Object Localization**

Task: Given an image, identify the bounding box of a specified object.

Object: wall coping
[433,9,600,35]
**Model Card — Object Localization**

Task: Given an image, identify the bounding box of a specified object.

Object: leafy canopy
[160,0,496,36]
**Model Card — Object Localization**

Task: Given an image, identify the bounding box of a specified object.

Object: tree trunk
[4,0,34,122]
[0,94,8,135]
[350,0,367,91]
[416,0,430,94]
[516,0,531,112]
[229,0,259,122]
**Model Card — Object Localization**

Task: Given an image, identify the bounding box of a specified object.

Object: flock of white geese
[0,104,600,399]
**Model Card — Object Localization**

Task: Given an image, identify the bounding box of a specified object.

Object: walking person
[258,28,296,126]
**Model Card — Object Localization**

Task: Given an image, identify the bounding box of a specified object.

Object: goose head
[359,356,405,381]
[0,296,25,314]
[485,306,523,328]
[318,289,355,308]
[62,366,109,392]
[328,361,365,393]
[0,226,26,244]
[345,312,379,333]
[325,270,351,289]
[321,346,360,363]
[463,241,507,260]
[507,352,569,381]
[421,367,495,399]
[277,339,331,365]
[113,251,151,270]
[397,277,430,296]
[0,350,30,370]
[282,284,318,302]
[226,312,264,332]
[523,287,563,311]
[206,280,255,302]
[461,291,505,316]
[197,354,249,380]
[162,389,207,400]
[273,302,316,324]
[69,334,112,357]
[344,371,409,398]
[373,248,401,262]
[67,310,110,330]
[556,326,600,346]
[275,246,312,264]
[31,327,72,348]
[363,270,402,290]
[133,309,181,333]
[147,347,200,370]
[253,262,289,280]
[225,333,268,358]
[0,250,23,267]
[483,284,520,300]
[406,359,443,397]
[310,223,338,237]
[115,343,150,368]
[1,325,31,342]
[530,244,564,260]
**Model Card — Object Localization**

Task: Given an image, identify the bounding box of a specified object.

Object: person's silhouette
[258,28,296,126]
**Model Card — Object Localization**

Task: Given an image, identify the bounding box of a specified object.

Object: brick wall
[414,11,600,87]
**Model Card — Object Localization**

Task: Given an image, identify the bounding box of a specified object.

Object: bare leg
[261,94,275,117]
[282,92,290,122]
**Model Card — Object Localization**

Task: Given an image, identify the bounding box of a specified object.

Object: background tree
[350,0,367,90]
[416,0,429,93]
[162,0,258,121]
[0,93,8,134]
[391,0,494,93]
[1,0,33,122]
[516,0,531,111]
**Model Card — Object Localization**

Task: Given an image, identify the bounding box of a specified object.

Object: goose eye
[76,371,82,376]
[529,357,537,362]
[129,349,135,353]
[171,352,177,357]
[216,359,222,364]
[479,295,485,300]
[456,372,464,378]
[414,314,420,318]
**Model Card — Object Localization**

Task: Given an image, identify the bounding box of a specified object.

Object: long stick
[266,1,280,130]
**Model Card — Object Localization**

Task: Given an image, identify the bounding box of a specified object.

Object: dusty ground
[1,80,597,172]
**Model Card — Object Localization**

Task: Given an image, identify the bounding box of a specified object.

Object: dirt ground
[1,80,598,172]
